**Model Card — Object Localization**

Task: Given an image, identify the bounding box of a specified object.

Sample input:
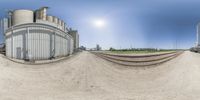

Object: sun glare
[93,19,106,28]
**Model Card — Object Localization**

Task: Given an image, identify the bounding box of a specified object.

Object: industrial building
[190,23,200,53]
[0,7,79,60]
[196,23,200,47]
[69,28,79,51]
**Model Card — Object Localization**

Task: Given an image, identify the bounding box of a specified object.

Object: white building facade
[1,7,77,60]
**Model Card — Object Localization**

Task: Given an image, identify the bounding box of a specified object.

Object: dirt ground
[0,51,200,100]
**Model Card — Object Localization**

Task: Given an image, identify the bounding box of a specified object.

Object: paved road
[0,51,200,100]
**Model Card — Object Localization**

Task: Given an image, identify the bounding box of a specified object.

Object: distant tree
[79,46,86,50]
[109,47,116,51]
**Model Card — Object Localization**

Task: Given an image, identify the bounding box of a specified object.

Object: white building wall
[12,33,23,59]
[6,37,11,58]
[5,23,73,60]
[70,38,74,54]
[27,27,50,60]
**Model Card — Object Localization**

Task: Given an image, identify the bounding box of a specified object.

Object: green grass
[106,50,176,54]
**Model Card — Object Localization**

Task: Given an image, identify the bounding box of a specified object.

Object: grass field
[105,50,176,54]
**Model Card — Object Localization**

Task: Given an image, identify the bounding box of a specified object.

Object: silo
[47,16,53,22]
[12,10,34,26]
[38,7,48,20]
[63,23,66,31]
[53,16,58,24]
[8,11,12,27]
[4,7,76,61]
[35,7,48,21]
[61,20,64,30]
[35,10,40,20]
[1,18,9,33]
[58,19,62,26]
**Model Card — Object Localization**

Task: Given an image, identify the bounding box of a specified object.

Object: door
[16,47,21,59]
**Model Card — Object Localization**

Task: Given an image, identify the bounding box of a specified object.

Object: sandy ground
[0,51,200,100]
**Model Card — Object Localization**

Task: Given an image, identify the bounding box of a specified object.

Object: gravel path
[0,51,199,100]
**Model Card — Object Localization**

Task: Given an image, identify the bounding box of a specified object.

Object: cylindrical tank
[8,18,12,28]
[61,20,64,30]
[40,7,47,20]
[35,7,48,21]
[58,19,62,26]
[53,16,58,24]
[35,10,40,19]
[47,16,53,22]
[8,11,12,27]
[12,10,34,26]
[61,20,64,27]
[63,23,66,31]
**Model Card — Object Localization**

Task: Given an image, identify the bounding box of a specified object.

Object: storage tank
[35,7,48,21]
[12,10,33,26]
[63,23,66,31]
[47,16,53,22]
[58,19,62,26]
[61,20,64,26]
[40,7,48,20]
[53,16,58,24]
[35,10,40,20]
[61,20,65,30]
[8,11,12,27]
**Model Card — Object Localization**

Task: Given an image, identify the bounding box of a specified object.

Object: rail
[91,51,183,67]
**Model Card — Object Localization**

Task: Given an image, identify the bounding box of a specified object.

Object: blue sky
[0,0,199,49]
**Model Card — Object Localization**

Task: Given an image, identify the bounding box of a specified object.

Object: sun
[93,19,106,28]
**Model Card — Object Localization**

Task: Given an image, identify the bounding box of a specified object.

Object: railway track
[92,51,183,66]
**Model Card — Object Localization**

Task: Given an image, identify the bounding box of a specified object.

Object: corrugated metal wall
[6,37,11,57]
[27,27,50,60]
[12,29,24,59]
[70,38,74,54]
[5,23,73,60]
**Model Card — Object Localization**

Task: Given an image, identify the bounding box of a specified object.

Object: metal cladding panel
[27,27,50,60]
[67,39,70,55]
[12,10,34,26]
[60,37,63,56]
[69,30,79,50]
[55,35,60,57]
[54,32,69,57]
[5,23,74,60]
[10,28,26,59]
[64,37,68,55]
[12,33,23,59]
[36,19,57,28]
[69,38,74,54]
[2,18,9,33]
[6,38,11,58]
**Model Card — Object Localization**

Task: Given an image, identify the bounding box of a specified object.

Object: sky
[0,0,200,49]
